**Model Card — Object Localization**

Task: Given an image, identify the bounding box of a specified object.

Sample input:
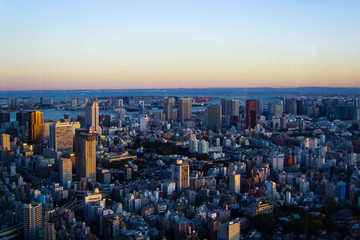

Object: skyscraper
[229,173,241,194]
[245,100,258,129]
[28,111,44,144]
[60,158,72,187]
[0,111,10,124]
[50,122,73,152]
[178,97,192,122]
[163,97,175,121]
[0,134,10,161]
[139,115,149,132]
[76,133,96,181]
[221,99,239,117]
[206,105,222,131]
[23,202,43,240]
[172,160,189,193]
[85,100,102,135]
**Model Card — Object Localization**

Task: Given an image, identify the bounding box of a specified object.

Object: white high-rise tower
[85,100,102,135]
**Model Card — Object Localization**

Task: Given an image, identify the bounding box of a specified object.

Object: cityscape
[0,89,360,239]
[1,0,360,240]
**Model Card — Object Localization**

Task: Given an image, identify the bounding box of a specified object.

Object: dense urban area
[1,92,360,240]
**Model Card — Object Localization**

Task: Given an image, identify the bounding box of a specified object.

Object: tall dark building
[76,133,96,181]
[0,111,10,124]
[246,100,258,129]
[206,105,222,131]
[28,111,44,144]
[16,111,29,126]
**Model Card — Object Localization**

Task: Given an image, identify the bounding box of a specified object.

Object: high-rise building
[28,111,44,144]
[221,99,239,117]
[16,111,29,126]
[178,98,192,122]
[117,108,126,122]
[76,133,96,181]
[163,97,175,121]
[198,140,209,154]
[44,222,56,240]
[229,173,241,194]
[172,160,190,193]
[0,134,10,161]
[9,98,19,110]
[0,111,10,124]
[153,112,165,123]
[23,202,43,240]
[285,98,297,115]
[219,219,241,240]
[139,115,149,132]
[272,154,284,171]
[189,138,199,153]
[0,134,10,151]
[85,100,102,135]
[138,100,145,114]
[206,105,222,131]
[60,158,72,187]
[50,122,73,152]
[245,100,258,129]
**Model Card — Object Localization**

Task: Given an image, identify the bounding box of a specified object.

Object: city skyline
[1,0,360,90]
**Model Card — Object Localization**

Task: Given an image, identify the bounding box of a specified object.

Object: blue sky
[0,0,359,90]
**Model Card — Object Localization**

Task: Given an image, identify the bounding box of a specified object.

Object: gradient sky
[0,0,359,90]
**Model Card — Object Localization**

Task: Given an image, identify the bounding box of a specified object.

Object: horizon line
[1,86,360,92]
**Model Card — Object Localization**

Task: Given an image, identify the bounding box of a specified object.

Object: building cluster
[0,95,360,239]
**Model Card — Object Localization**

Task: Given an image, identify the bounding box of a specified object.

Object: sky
[0,0,359,91]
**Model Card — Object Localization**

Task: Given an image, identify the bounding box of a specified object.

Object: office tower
[153,111,165,123]
[139,115,149,132]
[178,97,192,122]
[85,100,102,135]
[198,140,209,154]
[28,111,44,144]
[258,100,264,115]
[60,158,72,187]
[266,181,277,200]
[0,134,10,161]
[245,100,258,129]
[42,121,52,141]
[163,97,175,121]
[274,102,284,118]
[9,98,19,109]
[76,133,96,181]
[50,122,73,152]
[139,100,145,114]
[219,219,241,240]
[0,111,10,124]
[16,111,29,126]
[189,138,199,153]
[285,98,297,115]
[272,154,284,171]
[221,99,239,117]
[0,134,10,151]
[23,202,43,240]
[206,105,222,130]
[172,160,190,193]
[44,222,56,240]
[117,108,126,122]
[229,173,241,194]
[280,116,287,129]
